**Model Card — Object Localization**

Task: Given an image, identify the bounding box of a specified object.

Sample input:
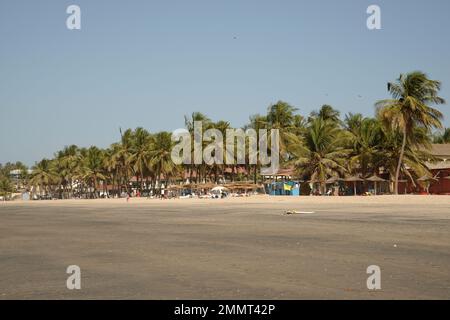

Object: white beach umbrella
[211,186,228,193]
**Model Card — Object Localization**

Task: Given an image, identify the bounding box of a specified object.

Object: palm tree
[53,145,79,199]
[149,132,179,195]
[266,101,299,160]
[377,126,434,191]
[52,155,67,199]
[0,176,13,200]
[345,114,383,178]
[184,112,212,184]
[376,71,445,194]
[29,159,57,197]
[266,101,298,128]
[130,127,152,192]
[292,114,307,136]
[433,128,450,143]
[309,105,341,124]
[210,120,231,183]
[82,146,106,198]
[115,128,135,194]
[289,117,349,194]
[245,114,268,183]
[344,113,363,132]
[104,144,121,197]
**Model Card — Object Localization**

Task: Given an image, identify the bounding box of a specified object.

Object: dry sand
[0,195,449,299]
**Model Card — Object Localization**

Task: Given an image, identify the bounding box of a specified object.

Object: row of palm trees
[18,71,447,198]
[27,130,178,199]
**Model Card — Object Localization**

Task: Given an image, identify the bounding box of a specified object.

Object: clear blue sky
[1,0,449,165]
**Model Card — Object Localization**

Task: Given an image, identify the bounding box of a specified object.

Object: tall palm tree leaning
[376,71,445,194]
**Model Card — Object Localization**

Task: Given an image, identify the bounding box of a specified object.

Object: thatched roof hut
[365,175,387,195]
[326,176,343,184]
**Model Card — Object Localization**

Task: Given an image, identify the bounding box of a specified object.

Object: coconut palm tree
[289,117,350,194]
[29,159,57,197]
[309,105,341,124]
[266,101,300,160]
[130,127,152,192]
[376,71,445,194]
[184,112,212,184]
[52,155,68,199]
[266,101,298,128]
[82,146,107,198]
[344,113,363,132]
[0,176,13,199]
[209,120,231,183]
[53,145,80,198]
[149,132,179,195]
[245,114,268,183]
[114,128,135,194]
[291,114,307,136]
[345,114,384,178]
[376,126,434,191]
[104,144,123,197]
[433,128,450,143]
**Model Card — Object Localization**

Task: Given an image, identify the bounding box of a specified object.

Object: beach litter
[284,210,315,215]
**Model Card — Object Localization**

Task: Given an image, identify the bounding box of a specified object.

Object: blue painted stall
[266,181,301,196]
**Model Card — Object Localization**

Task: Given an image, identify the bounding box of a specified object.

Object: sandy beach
[1,195,449,299]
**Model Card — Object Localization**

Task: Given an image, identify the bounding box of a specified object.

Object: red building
[426,144,450,195]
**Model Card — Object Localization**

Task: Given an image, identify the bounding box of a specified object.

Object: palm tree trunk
[93,177,98,199]
[394,127,407,195]
[124,166,130,195]
[69,179,73,198]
